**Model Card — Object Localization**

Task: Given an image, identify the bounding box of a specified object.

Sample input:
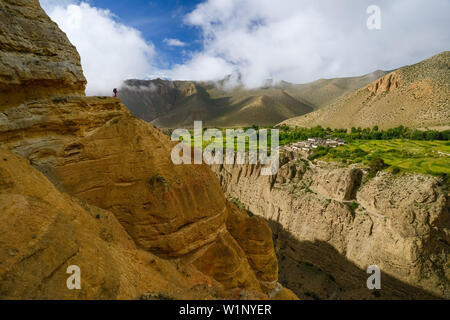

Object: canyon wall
[0,0,296,300]
[212,157,449,299]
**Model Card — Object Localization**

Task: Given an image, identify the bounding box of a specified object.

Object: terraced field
[321,140,450,176]
[183,130,449,176]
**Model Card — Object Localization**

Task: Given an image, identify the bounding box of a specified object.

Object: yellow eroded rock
[0,0,86,109]
[0,149,228,299]
[0,0,295,300]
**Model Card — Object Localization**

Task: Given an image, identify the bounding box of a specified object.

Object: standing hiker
[113,88,118,97]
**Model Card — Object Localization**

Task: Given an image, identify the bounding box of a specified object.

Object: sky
[40,0,450,95]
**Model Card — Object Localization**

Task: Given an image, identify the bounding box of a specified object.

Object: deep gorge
[212,155,449,299]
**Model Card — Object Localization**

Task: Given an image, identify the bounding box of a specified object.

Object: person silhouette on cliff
[113,88,118,97]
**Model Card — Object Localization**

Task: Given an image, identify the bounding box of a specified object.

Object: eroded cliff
[0,0,86,108]
[212,157,449,300]
[0,148,227,299]
[0,0,296,300]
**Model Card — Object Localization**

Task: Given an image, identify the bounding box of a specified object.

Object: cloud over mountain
[171,0,450,87]
[41,0,450,91]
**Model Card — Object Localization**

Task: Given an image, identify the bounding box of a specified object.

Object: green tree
[368,157,388,177]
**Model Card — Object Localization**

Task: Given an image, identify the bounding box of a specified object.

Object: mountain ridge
[281,51,450,130]
[119,70,390,128]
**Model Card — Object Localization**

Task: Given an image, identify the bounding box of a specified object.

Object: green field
[182,128,450,176]
[319,140,450,176]
[188,129,275,151]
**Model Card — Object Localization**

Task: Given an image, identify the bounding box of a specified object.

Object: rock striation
[0,0,296,300]
[0,149,227,299]
[0,0,86,109]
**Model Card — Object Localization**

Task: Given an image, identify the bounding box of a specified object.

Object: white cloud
[40,0,450,91]
[174,0,450,87]
[163,38,187,47]
[157,54,234,82]
[40,0,155,95]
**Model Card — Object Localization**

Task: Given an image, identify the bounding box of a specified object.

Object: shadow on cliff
[267,220,442,300]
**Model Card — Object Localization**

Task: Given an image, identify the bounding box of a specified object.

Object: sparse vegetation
[148,175,169,191]
[392,167,401,174]
[140,293,174,300]
[347,202,359,217]
[231,198,254,217]
[300,180,314,194]
[368,158,388,178]
[231,198,245,209]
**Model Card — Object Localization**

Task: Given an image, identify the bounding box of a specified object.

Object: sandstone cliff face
[0,149,229,299]
[0,0,86,109]
[0,96,298,299]
[0,96,277,296]
[212,158,449,300]
[0,0,296,300]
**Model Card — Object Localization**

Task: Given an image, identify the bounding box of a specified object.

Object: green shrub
[140,293,174,300]
[347,202,359,217]
[231,198,245,209]
[148,175,169,192]
[308,146,330,161]
[368,157,388,177]
[392,167,401,174]
[148,175,166,186]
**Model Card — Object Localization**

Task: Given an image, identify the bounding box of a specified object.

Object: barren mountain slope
[120,79,314,128]
[281,52,450,129]
[120,70,389,129]
[282,70,389,109]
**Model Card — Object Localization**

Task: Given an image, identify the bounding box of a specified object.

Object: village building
[279,137,346,155]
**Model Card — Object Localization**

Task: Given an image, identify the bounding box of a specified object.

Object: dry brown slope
[281,70,389,109]
[119,70,388,129]
[208,92,314,128]
[120,79,314,128]
[281,52,450,129]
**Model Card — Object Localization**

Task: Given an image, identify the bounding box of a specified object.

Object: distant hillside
[119,70,387,128]
[119,80,312,128]
[281,70,389,109]
[281,52,450,130]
